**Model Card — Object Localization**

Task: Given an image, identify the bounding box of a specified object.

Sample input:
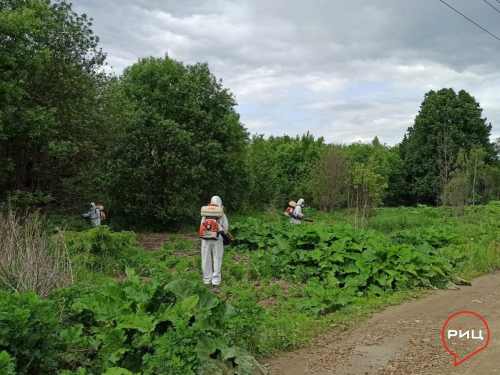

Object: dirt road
[267,271,500,375]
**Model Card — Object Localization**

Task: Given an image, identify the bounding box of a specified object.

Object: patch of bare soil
[179,233,202,243]
[258,299,278,309]
[268,279,295,294]
[136,232,171,251]
[267,271,500,375]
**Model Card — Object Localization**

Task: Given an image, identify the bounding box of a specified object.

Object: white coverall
[201,196,228,285]
[83,202,101,227]
[290,198,304,224]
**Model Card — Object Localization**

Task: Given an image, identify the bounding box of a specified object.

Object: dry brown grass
[0,210,74,296]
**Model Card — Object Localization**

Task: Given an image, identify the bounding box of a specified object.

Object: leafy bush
[65,226,137,272]
[224,300,265,354]
[0,291,62,375]
[4,191,53,211]
[48,284,99,329]
[232,218,461,315]
[0,351,16,375]
[57,270,260,375]
[65,226,137,255]
[118,247,154,277]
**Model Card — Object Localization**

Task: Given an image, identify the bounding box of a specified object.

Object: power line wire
[438,0,500,42]
[484,0,500,15]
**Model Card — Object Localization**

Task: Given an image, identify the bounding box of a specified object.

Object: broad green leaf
[432,265,446,277]
[101,284,125,299]
[73,294,132,323]
[405,264,418,276]
[125,268,141,284]
[116,314,156,333]
[361,248,378,262]
[355,260,371,274]
[344,253,363,261]
[298,250,309,261]
[347,243,363,252]
[345,274,368,288]
[326,271,340,287]
[197,337,217,359]
[308,249,323,261]
[341,263,360,274]
[221,347,237,361]
[330,253,344,262]
[178,295,200,315]
[108,349,129,364]
[60,324,83,343]
[123,286,151,304]
[164,279,198,301]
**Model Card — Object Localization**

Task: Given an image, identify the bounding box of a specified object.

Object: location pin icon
[441,311,490,366]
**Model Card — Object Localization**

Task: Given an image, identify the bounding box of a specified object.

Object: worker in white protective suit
[82,202,101,227]
[290,198,305,224]
[200,196,228,286]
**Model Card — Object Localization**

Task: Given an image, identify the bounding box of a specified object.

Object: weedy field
[1,203,500,375]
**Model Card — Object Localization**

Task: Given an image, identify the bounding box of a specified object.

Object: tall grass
[0,210,74,296]
[368,207,438,232]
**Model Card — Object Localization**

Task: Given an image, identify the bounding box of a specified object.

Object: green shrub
[4,191,52,211]
[117,247,154,277]
[65,226,137,255]
[55,271,260,375]
[143,320,202,374]
[0,291,62,375]
[65,226,137,272]
[232,218,461,315]
[48,284,98,328]
[224,300,265,354]
[226,263,246,281]
[0,351,16,375]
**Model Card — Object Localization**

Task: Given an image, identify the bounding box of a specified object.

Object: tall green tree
[246,134,279,209]
[343,140,393,208]
[401,88,494,204]
[246,133,326,209]
[448,146,500,208]
[102,56,249,226]
[310,144,348,211]
[0,0,108,209]
[384,145,408,206]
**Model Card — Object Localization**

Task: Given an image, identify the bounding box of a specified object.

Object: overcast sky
[72,0,500,145]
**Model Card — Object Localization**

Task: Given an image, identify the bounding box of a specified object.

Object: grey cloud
[71,0,500,145]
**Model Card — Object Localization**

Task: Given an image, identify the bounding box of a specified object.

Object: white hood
[211,196,222,207]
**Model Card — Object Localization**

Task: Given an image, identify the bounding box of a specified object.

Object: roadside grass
[257,287,430,357]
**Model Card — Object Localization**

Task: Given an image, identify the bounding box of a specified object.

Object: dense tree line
[1,0,499,228]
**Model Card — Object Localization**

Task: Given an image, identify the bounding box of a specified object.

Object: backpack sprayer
[284,200,314,222]
[199,204,234,245]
